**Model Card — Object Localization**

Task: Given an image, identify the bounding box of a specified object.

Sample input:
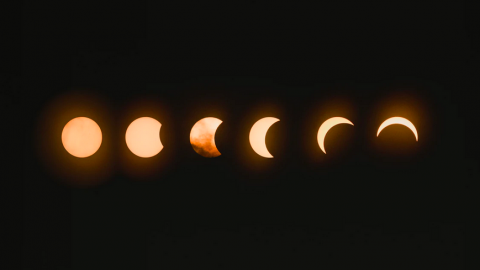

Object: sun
[62,117,102,158]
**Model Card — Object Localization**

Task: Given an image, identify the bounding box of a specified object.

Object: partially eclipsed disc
[125,117,163,158]
[190,117,222,157]
[249,117,279,158]
[377,117,418,141]
[317,117,354,154]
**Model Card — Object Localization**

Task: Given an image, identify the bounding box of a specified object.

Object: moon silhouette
[249,117,279,158]
[190,117,222,157]
[62,117,102,158]
[125,117,163,158]
[317,117,354,154]
[377,117,418,141]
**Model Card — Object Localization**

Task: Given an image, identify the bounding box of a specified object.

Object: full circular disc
[62,117,102,158]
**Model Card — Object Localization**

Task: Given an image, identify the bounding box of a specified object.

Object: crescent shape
[377,116,418,141]
[317,117,354,154]
[190,117,222,157]
[249,117,280,158]
[126,117,163,158]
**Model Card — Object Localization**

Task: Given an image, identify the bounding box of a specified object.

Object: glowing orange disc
[62,117,102,158]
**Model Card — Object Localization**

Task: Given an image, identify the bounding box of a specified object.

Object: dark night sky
[11,1,478,269]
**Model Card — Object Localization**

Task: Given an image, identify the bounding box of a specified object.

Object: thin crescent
[377,117,418,141]
[249,117,279,158]
[317,117,354,154]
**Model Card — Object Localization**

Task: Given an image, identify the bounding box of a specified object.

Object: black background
[13,1,477,269]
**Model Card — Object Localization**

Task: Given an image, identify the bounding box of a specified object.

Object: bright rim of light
[190,117,222,157]
[249,117,279,158]
[125,117,163,158]
[317,117,354,154]
[377,116,418,141]
[62,117,102,158]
